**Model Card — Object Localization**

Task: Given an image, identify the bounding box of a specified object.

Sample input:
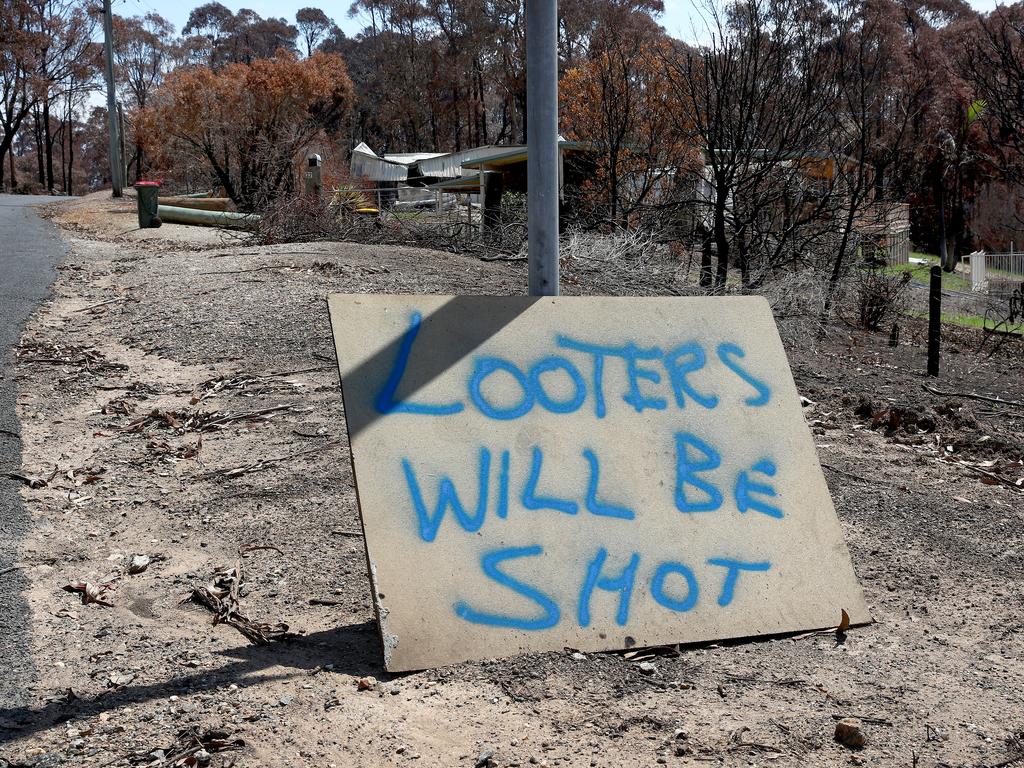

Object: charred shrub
[854,267,910,331]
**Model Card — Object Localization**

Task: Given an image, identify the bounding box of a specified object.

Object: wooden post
[927,265,941,377]
[304,154,323,198]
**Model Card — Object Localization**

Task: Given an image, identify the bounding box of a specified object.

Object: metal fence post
[526,0,559,296]
[927,266,941,377]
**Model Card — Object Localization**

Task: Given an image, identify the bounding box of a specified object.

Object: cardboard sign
[327,295,870,671]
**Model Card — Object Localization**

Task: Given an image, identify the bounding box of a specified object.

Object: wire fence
[985,252,1024,279]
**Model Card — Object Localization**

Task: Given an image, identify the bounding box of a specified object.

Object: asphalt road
[0,195,67,711]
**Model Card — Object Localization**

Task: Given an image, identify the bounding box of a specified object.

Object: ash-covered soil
[1,205,1023,768]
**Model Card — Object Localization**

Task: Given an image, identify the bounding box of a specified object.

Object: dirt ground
[2,193,1023,768]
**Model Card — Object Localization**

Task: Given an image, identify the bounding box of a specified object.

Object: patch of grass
[904,308,1023,333]
[885,252,972,293]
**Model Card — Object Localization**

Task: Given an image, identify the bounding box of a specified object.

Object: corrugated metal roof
[417,146,505,179]
[350,143,409,182]
[352,137,590,184]
[384,152,448,164]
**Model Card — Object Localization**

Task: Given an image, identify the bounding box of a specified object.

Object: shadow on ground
[0,621,381,746]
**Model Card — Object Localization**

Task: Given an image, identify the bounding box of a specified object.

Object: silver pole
[102,0,122,197]
[526,0,559,296]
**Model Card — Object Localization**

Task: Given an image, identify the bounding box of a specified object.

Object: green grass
[905,308,1022,333]
[885,251,973,293]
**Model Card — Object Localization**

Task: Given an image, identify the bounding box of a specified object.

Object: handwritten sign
[328,295,870,671]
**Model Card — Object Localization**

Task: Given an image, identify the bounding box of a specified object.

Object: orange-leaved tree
[560,13,694,227]
[137,50,352,209]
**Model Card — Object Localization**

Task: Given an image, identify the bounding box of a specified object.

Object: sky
[126,0,1002,45]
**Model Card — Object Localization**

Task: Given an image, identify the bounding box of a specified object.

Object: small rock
[129,554,151,574]
[637,662,656,675]
[356,676,376,691]
[390,686,401,695]
[279,695,293,706]
[834,718,866,749]
[107,673,136,688]
[674,743,688,757]
[475,748,495,767]
[571,652,586,661]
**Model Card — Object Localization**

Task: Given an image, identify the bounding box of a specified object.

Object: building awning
[460,137,587,170]
[353,137,592,184]
[425,174,481,192]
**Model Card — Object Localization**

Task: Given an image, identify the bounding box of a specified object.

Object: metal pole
[927,266,941,377]
[526,0,559,296]
[102,0,122,197]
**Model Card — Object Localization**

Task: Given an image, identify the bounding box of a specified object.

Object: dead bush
[247,195,375,245]
[559,228,687,296]
[853,267,910,331]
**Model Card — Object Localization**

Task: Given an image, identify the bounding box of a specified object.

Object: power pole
[102,0,122,197]
[526,0,559,296]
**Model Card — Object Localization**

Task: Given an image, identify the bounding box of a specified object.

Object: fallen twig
[74,296,130,313]
[3,471,47,489]
[963,465,1024,492]
[212,440,341,479]
[131,727,244,767]
[921,383,1024,409]
[197,264,287,276]
[831,713,893,727]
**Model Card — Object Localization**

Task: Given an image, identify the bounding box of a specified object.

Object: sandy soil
[1,196,1023,768]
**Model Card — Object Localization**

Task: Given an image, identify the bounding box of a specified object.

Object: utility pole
[102,0,122,197]
[526,0,559,296]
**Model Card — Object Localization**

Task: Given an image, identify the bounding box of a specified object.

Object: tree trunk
[699,229,713,290]
[608,159,618,224]
[738,238,750,289]
[67,114,75,194]
[936,176,950,271]
[34,106,45,185]
[59,124,66,193]
[44,97,54,192]
[951,165,967,268]
[713,188,730,292]
[0,138,9,188]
